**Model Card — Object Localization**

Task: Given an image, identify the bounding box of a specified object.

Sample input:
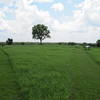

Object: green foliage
[0,45,100,100]
[96,40,100,47]
[6,38,13,45]
[32,24,50,44]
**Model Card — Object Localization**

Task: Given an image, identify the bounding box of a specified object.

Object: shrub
[6,38,13,45]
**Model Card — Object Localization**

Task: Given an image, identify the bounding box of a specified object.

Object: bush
[68,42,76,46]
[6,38,13,45]
[96,40,100,47]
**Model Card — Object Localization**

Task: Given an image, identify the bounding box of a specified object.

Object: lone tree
[32,24,50,44]
[96,40,100,47]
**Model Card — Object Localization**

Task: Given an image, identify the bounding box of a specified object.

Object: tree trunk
[40,39,42,45]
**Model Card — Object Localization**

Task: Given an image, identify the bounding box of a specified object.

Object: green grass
[0,45,100,100]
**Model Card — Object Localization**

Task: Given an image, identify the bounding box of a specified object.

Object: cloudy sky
[0,0,100,43]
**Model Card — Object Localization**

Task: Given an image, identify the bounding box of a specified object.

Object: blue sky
[0,0,100,43]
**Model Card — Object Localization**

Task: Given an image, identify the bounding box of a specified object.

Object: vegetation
[96,40,100,47]
[6,38,13,45]
[0,45,100,100]
[32,24,50,45]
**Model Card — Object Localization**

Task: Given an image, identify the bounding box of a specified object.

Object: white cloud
[0,9,12,32]
[0,0,13,5]
[51,3,64,12]
[0,0,100,43]
[27,0,54,3]
[69,0,100,42]
[0,0,10,3]
[36,0,53,2]
[76,0,100,26]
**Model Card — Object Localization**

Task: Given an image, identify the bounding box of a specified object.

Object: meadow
[0,45,100,100]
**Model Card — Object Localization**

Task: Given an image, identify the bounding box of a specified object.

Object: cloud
[0,0,100,43]
[51,3,64,12]
[0,0,10,3]
[75,0,100,26]
[68,0,100,42]
[31,0,54,2]
[0,0,13,5]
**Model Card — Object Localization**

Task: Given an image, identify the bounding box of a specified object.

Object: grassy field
[0,45,100,100]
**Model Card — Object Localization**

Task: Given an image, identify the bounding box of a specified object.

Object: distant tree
[83,42,87,46]
[6,38,13,45]
[68,42,76,46]
[32,24,50,45]
[96,40,100,47]
[0,43,5,47]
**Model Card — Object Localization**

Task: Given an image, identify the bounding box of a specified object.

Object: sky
[0,0,100,43]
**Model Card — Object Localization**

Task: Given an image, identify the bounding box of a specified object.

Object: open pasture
[0,45,100,100]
